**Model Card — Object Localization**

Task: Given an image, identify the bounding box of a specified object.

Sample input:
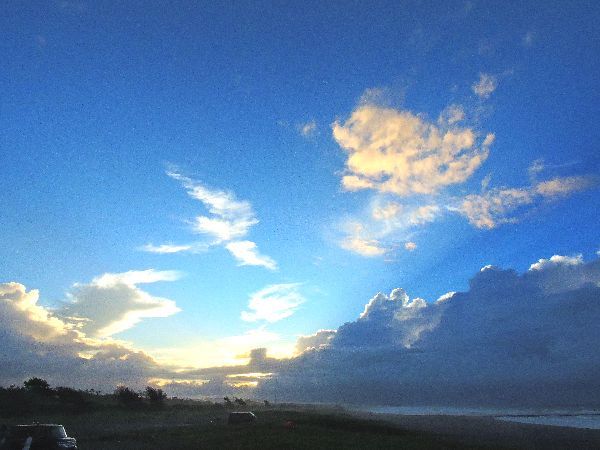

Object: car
[227,411,257,425]
[1,424,77,450]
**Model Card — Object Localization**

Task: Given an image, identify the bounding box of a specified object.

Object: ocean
[352,406,600,430]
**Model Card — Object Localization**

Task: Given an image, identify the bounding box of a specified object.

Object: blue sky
[1,0,599,380]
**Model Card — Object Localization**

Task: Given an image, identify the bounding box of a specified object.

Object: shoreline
[344,408,600,450]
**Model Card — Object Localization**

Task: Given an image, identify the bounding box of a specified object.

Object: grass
[3,405,486,449]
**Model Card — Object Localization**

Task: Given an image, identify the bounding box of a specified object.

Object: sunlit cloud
[472,73,498,99]
[340,222,388,257]
[458,187,533,229]
[372,202,402,221]
[332,104,493,196]
[0,281,181,391]
[333,89,596,257]
[1,282,72,341]
[141,169,277,270]
[529,254,583,271]
[408,205,440,225]
[295,329,336,353]
[438,104,465,125]
[535,175,594,197]
[458,175,596,229]
[241,283,305,323]
[150,328,294,369]
[61,270,182,337]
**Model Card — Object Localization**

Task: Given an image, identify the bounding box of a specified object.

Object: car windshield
[11,426,67,439]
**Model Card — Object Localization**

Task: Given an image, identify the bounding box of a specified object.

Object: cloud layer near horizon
[0,281,174,390]
[3,253,600,406]
[255,253,600,406]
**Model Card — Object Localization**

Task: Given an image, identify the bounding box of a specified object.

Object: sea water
[352,406,600,430]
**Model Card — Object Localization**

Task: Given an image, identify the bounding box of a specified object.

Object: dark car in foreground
[0,424,77,450]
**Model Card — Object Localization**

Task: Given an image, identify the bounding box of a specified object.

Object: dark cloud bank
[2,254,599,407]
[255,255,600,407]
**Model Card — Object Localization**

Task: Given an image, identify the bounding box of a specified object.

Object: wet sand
[348,411,600,449]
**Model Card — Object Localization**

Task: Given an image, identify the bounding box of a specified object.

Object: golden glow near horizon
[146,330,296,369]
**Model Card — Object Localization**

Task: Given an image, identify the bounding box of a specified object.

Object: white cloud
[333,104,492,196]
[534,175,593,197]
[408,205,440,225]
[295,329,337,353]
[529,254,583,271]
[298,120,317,137]
[404,241,417,251]
[91,269,182,287]
[459,187,533,229]
[192,216,256,242]
[61,270,182,337]
[167,170,258,244]
[472,73,497,99]
[225,240,277,270]
[528,158,545,180]
[241,283,305,323]
[458,175,596,229]
[340,222,388,257]
[372,202,402,221]
[140,243,194,254]
[438,104,465,125]
[1,282,73,342]
[142,170,276,270]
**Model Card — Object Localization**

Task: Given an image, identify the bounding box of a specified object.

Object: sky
[1,1,599,405]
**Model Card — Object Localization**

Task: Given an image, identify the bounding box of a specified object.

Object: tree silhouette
[114,386,142,406]
[23,377,51,394]
[145,386,167,406]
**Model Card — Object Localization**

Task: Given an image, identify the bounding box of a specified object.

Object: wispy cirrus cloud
[241,283,305,323]
[141,170,277,270]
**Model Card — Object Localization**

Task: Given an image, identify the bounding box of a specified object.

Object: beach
[348,407,600,449]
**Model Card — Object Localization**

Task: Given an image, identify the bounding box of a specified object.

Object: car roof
[13,424,63,427]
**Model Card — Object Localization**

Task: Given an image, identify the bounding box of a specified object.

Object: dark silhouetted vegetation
[23,377,51,394]
[0,378,181,417]
[114,386,143,407]
[145,386,167,406]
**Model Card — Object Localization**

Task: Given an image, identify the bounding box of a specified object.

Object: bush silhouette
[145,386,167,406]
[114,386,142,406]
[23,377,51,394]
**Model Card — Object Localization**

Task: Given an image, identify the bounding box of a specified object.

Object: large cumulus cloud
[256,254,600,407]
[0,279,181,391]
